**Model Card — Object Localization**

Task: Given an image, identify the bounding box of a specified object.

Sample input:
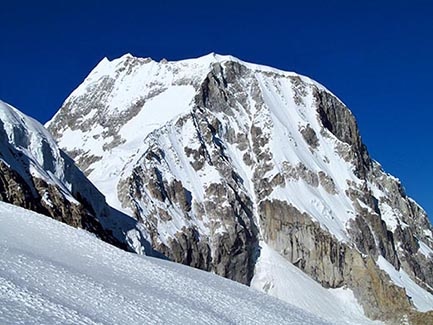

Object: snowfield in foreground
[0,202,330,325]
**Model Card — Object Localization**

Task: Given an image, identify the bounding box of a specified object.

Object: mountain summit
[46,53,433,323]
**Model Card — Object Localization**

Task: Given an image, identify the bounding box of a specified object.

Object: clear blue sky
[1,1,432,218]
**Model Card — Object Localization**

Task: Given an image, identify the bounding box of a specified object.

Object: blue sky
[1,1,432,218]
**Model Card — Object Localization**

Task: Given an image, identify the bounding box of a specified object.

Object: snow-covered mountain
[0,100,149,252]
[0,201,332,325]
[0,101,377,325]
[46,53,433,323]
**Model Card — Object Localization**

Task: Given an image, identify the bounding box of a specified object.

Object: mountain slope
[0,201,330,325]
[251,242,381,324]
[47,53,433,323]
[0,99,150,253]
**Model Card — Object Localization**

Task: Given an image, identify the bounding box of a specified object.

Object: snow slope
[0,201,330,325]
[251,242,381,325]
[376,256,433,312]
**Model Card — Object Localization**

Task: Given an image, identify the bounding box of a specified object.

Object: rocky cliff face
[0,100,150,252]
[47,53,433,323]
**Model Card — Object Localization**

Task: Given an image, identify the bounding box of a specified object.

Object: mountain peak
[73,52,332,114]
[46,54,433,323]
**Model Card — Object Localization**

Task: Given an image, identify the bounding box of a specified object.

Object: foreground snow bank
[0,202,329,325]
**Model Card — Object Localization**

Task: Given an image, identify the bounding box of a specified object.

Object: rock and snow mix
[376,256,433,312]
[251,242,381,324]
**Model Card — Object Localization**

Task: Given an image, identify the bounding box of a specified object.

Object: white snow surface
[0,202,331,325]
[376,256,433,312]
[251,242,380,325]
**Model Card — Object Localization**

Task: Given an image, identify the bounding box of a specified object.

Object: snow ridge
[0,100,76,202]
